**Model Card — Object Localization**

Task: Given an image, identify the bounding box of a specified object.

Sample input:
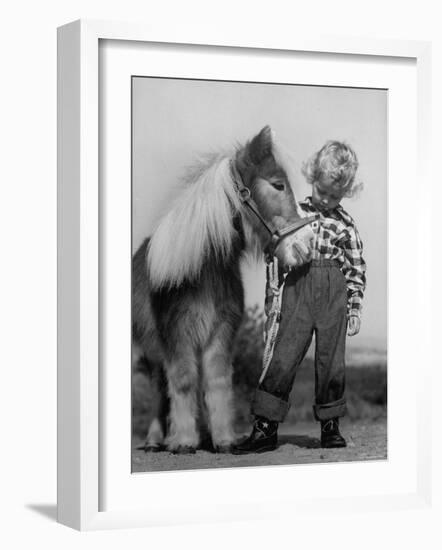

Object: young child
[234,141,366,453]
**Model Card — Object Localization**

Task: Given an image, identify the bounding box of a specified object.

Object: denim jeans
[252,260,348,422]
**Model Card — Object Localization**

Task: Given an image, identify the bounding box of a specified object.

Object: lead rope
[259,256,285,385]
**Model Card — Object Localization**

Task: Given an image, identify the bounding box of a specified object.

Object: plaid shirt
[265,197,366,320]
[300,197,366,318]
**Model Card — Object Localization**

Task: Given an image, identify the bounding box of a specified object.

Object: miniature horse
[132,126,315,454]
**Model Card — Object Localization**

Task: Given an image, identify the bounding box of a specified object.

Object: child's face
[311,177,345,211]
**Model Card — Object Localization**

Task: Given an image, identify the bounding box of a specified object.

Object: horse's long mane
[147,154,243,290]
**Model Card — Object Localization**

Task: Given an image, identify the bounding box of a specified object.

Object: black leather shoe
[321,418,347,448]
[232,417,278,454]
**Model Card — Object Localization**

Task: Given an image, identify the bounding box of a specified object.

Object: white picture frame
[57,19,432,531]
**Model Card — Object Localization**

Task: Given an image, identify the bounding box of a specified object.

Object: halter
[230,160,319,256]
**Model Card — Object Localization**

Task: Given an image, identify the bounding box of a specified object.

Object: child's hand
[347,315,361,336]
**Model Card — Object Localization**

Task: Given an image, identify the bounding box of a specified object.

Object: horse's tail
[132,237,152,343]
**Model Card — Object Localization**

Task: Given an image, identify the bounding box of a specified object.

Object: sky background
[132,77,387,354]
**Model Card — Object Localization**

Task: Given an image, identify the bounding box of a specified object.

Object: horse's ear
[247,125,273,165]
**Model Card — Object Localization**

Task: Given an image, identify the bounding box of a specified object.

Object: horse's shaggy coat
[132,126,314,453]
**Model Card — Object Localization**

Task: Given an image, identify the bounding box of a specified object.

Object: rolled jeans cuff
[313,398,347,421]
[252,389,290,422]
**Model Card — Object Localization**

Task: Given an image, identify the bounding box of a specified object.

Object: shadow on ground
[132,419,387,473]
[277,433,320,449]
[26,504,57,522]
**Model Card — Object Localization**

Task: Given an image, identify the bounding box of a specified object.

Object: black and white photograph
[131,76,387,472]
[3,0,439,543]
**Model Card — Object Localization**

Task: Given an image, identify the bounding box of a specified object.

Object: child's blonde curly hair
[302,141,363,198]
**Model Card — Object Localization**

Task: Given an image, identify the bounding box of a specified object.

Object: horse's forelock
[271,139,306,218]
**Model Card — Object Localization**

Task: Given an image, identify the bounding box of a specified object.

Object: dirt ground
[132,418,387,473]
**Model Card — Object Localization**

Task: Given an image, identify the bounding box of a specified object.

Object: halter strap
[230,160,318,255]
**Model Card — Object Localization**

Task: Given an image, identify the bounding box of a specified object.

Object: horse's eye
[271,182,285,191]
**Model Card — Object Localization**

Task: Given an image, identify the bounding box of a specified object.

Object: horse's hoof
[213,444,233,454]
[170,445,197,455]
[144,444,162,453]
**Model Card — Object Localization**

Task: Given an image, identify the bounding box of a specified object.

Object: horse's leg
[132,343,162,451]
[201,323,236,453]
[143,361,169,452]
[164,349,200,454]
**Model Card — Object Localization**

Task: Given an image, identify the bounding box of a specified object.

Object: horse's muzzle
[276,223,315,268]
[292,224,314,262]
